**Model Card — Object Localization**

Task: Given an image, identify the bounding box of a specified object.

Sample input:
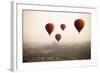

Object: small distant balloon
[74,19,85,33]
[45,23,54,35]
[60,24,66,31]
[55,34,61,42]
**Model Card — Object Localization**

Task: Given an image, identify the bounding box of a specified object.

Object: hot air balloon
[74,19,85,33]
[60,24,66,31]
[45,23,54,35]
[55,34,61,42]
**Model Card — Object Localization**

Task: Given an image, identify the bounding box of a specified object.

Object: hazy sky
[23,10,91,46]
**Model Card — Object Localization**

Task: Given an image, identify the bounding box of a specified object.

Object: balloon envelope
[45,23,54,35]
[60,24,66,31]
[55,34,61,42]
[74,19,84,33]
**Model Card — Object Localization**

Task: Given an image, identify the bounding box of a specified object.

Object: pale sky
[23,10,91,46]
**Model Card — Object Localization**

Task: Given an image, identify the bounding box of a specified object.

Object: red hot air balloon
[60,24,66,31]
[55,34,61,42]
[45,23,54,35]
[74,19,85,33]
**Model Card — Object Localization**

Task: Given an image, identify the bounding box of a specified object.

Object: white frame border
[11,1,97,72]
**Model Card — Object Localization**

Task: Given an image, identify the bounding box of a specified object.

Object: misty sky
[23,10,91,46]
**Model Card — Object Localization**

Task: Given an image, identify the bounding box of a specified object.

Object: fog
[23,42,91,62]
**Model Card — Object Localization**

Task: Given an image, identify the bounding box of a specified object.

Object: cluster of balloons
[45,19,85,42]
[45,23,65,42]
